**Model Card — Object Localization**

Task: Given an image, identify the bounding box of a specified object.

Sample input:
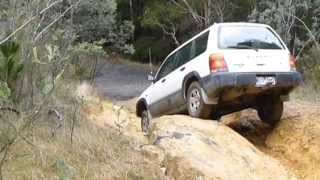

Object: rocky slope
[83,97,320,179]
[146,116,295,180]
[89,59,320,179]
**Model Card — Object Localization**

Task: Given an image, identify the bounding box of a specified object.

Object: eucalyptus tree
[142,1,184,47]
[249,0,320,54]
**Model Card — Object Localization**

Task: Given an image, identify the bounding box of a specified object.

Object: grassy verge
[1,80,164,180]
[4,117,163,179]
[291,86,320,103]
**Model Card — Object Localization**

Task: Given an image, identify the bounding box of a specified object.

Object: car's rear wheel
[187,82,212,119]
[141,110,151,133]
[257,96,283,126]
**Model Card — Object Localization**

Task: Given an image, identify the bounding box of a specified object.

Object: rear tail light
[289,54,296,71]
[209,53,228,73]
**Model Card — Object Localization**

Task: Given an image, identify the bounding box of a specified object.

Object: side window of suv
[155,31,209,82]
[175,42,192,67]
[155,54,176,81]
[192,31,209,58]
[175,31,209,68]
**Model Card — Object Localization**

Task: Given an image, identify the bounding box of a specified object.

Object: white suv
[136,23,302,132]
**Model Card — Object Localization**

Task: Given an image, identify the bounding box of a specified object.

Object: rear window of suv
[218,26,285,50]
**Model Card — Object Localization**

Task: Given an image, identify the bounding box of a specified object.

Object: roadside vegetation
[0,0,320,179]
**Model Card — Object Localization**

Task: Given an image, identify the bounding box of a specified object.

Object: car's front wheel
[257,96,283,126]
[141,110,151,133]
[187,82,212,119]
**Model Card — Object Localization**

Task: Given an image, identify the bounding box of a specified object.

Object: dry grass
[291,83,320,103]
[3,117,163,179]
[0,80,164,180]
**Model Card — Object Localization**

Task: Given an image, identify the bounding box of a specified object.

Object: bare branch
[33,0,58,39]
[157,22,180,47]
[282,11,320,51]
[39,0,63,15]
[0,0,64,45]
[34,0,81,42]
[0,17,36,45]
[296,38,313,60]
[169,0,203,26]
[169,0,188,12]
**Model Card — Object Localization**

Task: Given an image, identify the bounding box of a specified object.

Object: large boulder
[84,99,298,179]
[147,115,296,180]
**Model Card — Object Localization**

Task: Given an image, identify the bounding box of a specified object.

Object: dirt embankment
[218,100,320,180]
[82,91,320,180]
[266,101,320,179]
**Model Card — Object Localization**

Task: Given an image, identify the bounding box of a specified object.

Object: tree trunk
[129,0,134,40]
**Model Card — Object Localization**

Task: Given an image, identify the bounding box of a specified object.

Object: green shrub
[0,82,11,99]
[70,41,106,81]
[74,1,135,55]
[0,41,23,100]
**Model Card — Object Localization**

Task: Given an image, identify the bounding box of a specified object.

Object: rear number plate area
[256,76,276,87]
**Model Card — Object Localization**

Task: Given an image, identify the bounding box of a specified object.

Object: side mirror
[148,74,155,82]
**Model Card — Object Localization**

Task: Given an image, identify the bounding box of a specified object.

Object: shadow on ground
[227,117,272,148]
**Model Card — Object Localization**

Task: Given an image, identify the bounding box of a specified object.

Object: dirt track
[94,61,150,101]
[94,61,320,179]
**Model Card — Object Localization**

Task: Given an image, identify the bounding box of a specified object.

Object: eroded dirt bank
[220,100,320,179]
[82,94,320,179]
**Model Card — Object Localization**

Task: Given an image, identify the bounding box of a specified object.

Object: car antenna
[148,48,153,75]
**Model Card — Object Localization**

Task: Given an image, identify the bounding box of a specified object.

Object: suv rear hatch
[217,25,291,73]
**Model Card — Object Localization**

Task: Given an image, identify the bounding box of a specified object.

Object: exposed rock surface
[148,116,296,180]
[84,101,297,180]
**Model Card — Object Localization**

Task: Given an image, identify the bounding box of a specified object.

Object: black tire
[212,113,222,121]
[187,82,212,119]
[141,110,151,133]
[257,97,283,126]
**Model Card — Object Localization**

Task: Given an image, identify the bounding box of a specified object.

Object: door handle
[161,79,166,83]
[180,67,186,72]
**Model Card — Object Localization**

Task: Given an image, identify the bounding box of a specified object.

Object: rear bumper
[202,71,302,98]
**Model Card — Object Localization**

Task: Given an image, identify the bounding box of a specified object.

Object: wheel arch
[182,72,204,100]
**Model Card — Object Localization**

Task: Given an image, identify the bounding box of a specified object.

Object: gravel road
[95,62,150,101]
